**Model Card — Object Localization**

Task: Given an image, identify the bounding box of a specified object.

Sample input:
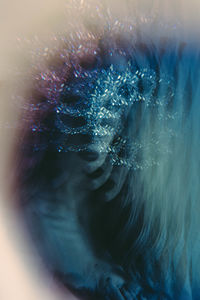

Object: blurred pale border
[0,0,199,299]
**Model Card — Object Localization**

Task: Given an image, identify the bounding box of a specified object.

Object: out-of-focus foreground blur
[0,1,200,299]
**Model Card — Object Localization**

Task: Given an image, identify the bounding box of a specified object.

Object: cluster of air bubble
[52,59,179,170]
